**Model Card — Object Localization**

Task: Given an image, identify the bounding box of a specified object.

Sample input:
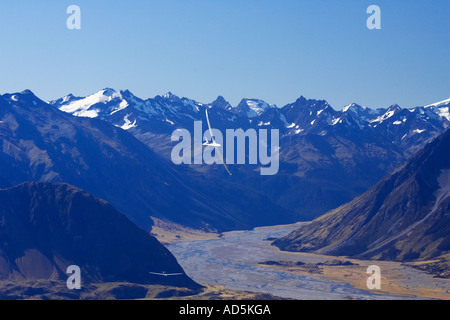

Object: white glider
[149,271,184,277]
[202,109,232,176]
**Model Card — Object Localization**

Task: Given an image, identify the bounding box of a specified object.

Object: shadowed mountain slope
[274,130,450,261]
[0,182,201,289]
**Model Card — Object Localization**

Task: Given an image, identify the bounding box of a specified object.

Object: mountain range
[0,90,293,232]
[1,88,448,233]
[273,129,450,262]
[50,89,450,221]
[50,89,450,158]
[1,88,449,297]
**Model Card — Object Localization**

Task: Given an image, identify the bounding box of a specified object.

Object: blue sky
[0,0,448,109]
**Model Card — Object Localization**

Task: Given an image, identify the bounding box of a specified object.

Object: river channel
[168,223,412,300]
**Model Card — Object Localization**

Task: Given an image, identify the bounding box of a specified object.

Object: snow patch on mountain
[118,114,137,130]
[332,117,341,125]
[421,98,450,121]
[182,99,201,113]
[111,100,129,115]
[439,108,450,121]
[286,123,296,128]
[370,110,396,123]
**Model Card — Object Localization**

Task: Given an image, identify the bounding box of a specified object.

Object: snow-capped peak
[236,98,276,118]
[102,88,120,97]
[423,98,450,121]
[56,89,129,118]
[370,105,401,124]
[162,92,179,100]
[342,103,366,113]
[210,95,233,111]
[342,103,382,122]
[342,103,355,113]
[424,98,450,108]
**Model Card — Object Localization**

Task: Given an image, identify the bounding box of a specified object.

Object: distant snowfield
[424,98,450,121]
[59,89,122,118]
[425,98,450,108]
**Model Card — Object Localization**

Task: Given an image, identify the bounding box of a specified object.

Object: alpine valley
[273,129,450,262]
[49,88,450,223]
[1,88,449,299]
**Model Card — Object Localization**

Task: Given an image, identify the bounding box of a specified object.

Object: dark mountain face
[0,182,200,288]
[273,130,450,262]
[0,90,293,232]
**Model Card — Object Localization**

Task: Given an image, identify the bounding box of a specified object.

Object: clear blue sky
[0,0,448,109]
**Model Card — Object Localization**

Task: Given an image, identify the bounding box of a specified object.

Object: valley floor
[163,222,450,300]
[1,223,447,300]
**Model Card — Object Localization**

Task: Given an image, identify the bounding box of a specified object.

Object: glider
[202,109,232,175]
[149,271,184,277]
